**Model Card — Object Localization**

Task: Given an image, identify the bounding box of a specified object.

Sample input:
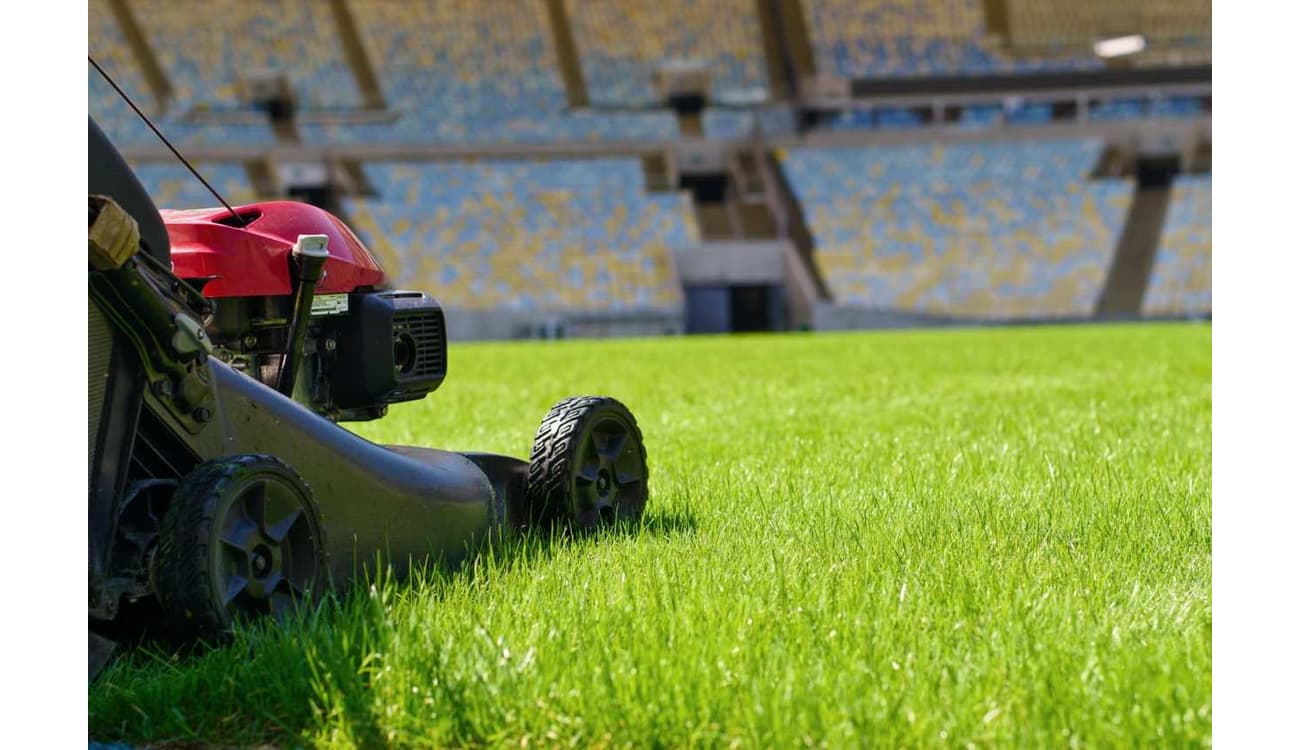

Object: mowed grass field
[89,323,1211,748]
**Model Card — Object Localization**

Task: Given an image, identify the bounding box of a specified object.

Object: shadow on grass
[90,505,697,746]
[378,503,701,605]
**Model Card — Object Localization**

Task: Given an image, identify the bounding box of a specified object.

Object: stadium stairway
[763,149,830,301]
[1095,187,1171,317]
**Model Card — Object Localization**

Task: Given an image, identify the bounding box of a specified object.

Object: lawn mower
[88,117,650,678]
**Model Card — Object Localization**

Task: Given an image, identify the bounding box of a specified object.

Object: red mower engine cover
[161,201,387,296]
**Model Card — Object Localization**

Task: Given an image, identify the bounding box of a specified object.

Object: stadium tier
[342,159,695,313]
[89,0,156,147]
[780,139,1135,319]
[1142,175,1211,317]
[1091,96,1207,121]
[88,1,1210,328]
[1001,0,1211,65]
[802,0,1101,80]
[827,107,925,131]
[803,0,1209,80]
[90,1,1212,145]
[702,107,799,139]
[300,0,678,144]
[564,0,769,105]
[132,163,257,209]
[90,0,277,147]
[816,98,1200,131]
[131,0,360,111]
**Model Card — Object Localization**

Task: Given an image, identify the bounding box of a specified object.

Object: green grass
[89,323,1211,748]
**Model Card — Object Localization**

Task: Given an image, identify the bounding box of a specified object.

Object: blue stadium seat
[780,138,1135,319]
[1005,102,1053,125]
[958,104,1003,129]
[803,0,1103,80]
[1142,174,1211,316]
[564,0,770,106]
[132,163,257,209]
[1150,97,1206,118]
[341,159,696,313]
[307,0,680,145]
[130,0,361,111]
[1090,98,1147,121]
[90,0,276,148]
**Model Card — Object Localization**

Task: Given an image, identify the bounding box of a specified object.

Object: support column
[330,0,386,109]
[544,0,589,107]
[106,0,172,111]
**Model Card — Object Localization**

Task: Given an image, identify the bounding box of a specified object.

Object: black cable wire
[88,55,247,226]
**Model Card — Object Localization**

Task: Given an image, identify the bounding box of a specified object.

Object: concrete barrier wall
[673,241,787,285]
[812,303,953,331]
[812,302,1211,331]
[445,307,685,342]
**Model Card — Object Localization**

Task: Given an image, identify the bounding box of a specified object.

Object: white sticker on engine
[312,294,349,316]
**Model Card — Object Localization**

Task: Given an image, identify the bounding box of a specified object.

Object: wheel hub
[250,544,273,578]
[214,477,316,618]
[571,414,648,528]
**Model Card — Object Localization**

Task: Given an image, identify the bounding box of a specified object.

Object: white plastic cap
[293,233,330,259]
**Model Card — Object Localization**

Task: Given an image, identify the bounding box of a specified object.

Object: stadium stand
[1006,102,1054,125]
[801,0,1102,80]
[89,0,157,147]
[959,104,1004,129]
[826,107,927,131]
[132,163,257,209]
[780,139,1135,319]
[1142,175,1211,317]
[702,107,799,139]
[89,0,1210,329]
[1150,97,1208,118]
[304,0,678,145]
[90,0,277,147]
[342,159,694,313]
[1001,0,1211,67]
[1090,97,1207,121]
[130,0,361,111]
[1089,98,1148,121]
[564,0,770,105]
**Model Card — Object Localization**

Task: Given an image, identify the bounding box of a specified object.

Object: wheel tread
[153,454,325,638]
[524,396,649,530]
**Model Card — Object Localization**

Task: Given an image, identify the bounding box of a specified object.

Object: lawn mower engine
[163,201,444,421]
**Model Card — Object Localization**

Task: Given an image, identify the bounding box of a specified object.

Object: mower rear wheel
[153,454,327,637]
[526,396,648,532]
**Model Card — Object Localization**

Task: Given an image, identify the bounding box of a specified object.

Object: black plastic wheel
[153,454,327,637]
[526,396,649,532]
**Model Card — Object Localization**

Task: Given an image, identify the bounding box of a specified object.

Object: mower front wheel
[526,396,649,532]
[153,454,327,637]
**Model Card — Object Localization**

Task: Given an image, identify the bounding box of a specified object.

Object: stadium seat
[801,0,1103,80]
[130,0,361,111]
[702,108,799,139]
[132,163,257,209]
[564,0,770,106]
[1150,97,1207,119]
[1089,98,1147,121]
[90,0,276,147]
[1001,0,1211,69]
[301,0,680,145]
[780,138,1135,319]
[1005,101,1053,125]
[1142,175,1211,317]
[341,159,696,313]
[958,104,1004,129]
